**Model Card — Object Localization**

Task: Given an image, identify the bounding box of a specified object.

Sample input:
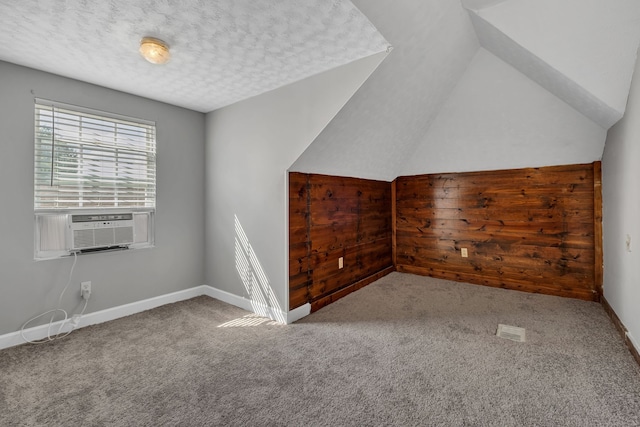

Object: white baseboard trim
[203,286,286,322]
[1,285,310,350]
[287,303,311,323]
[0,286,209,351]
[202,286,310,324]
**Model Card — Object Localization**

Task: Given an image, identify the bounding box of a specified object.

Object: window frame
[34,98,157,210]
[33,99,157,259]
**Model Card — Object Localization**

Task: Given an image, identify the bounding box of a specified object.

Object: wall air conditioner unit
[69,213,135,252]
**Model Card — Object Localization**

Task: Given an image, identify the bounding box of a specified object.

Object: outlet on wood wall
[289,172,393,311]
[394,163,600,301]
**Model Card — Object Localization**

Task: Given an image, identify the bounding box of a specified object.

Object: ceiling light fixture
[139,37,171,64]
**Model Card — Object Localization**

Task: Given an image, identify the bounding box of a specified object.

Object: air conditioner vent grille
[70,213,135,251]
[115,227,134,244]
[73,229,95,249]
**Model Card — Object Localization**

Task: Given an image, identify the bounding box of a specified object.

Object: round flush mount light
[139,37,171,64]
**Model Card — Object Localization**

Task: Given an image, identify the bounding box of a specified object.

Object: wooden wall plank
[395,163,598,301]
[396,264,596,301]
[593,161,603,298]
[288,173,311,310]
[291,163,600,311]
[288,173,393,310]
[392,179,397,268]
[396,218,594,234]
[397,207,593,223]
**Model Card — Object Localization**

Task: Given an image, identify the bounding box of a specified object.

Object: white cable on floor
[20,252,89,344]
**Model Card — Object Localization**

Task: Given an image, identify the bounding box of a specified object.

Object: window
[34,99,156,259]
[34,99,156,209]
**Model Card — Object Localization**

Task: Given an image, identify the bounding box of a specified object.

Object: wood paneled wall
[395,163,600,301]
[290,163,601,312]
[289,173,393,311]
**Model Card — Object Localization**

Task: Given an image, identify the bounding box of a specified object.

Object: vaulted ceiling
[292,0,640,179]
[466,0,640,129]
[1,1,639,179]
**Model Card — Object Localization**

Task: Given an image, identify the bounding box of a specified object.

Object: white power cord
[20,252,89,344]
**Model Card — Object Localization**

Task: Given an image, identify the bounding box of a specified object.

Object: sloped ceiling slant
[466,0,640,129]
[292,0,640,181]
[290,0,480,182]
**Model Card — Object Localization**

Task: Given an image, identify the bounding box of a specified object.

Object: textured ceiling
[0,0,389,113]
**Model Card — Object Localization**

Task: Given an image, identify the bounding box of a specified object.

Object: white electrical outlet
[338,257,344,269]
[461,248,468,258]
[80,281,91,300]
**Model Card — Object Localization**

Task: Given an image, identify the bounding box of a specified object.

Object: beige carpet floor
[1,272,640,426]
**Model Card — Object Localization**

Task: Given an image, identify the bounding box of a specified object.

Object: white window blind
[34,99,156,210]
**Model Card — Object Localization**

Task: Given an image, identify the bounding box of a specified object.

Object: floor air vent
[496,324,526,342]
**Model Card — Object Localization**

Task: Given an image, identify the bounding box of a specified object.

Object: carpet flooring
[1,272,640,426]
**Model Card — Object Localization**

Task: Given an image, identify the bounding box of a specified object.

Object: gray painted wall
[0,61,206,335]
[602,52,640,351]
[204,52,386,314]
[402,49,606,175]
